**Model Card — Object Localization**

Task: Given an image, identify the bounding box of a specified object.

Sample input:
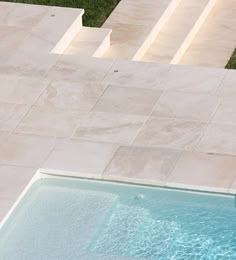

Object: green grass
[225,49,236,70]
[1,0,121,27]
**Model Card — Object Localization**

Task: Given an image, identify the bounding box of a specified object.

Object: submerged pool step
[63,27,112,57]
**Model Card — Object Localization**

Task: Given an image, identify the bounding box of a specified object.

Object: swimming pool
[0,172,236,259]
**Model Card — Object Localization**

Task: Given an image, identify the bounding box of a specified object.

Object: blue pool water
[0,177,236,260]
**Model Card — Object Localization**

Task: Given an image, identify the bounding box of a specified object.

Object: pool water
[0,177,236,259]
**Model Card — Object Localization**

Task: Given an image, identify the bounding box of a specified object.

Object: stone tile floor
[1,54,236,221]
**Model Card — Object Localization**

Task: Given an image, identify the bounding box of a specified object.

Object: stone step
[102,0,180,60]
[141,0,215,63]
[63,27,112,57]
[179,0,236,68]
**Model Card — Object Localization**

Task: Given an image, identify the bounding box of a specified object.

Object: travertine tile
[48,55,113,82]
[43,140,119,175]
[15,105,81,138]
[134,117,206,151]
[0,25,29,63]
[92,86,161,116]
[0,134,55,167]
[0,165,36,199]
[104,59,170,89]
[212,97,236,125]
[5,52,60,78]
[218,70,236,96]
[229,177,236,194]
[152,92,220,122]
[196,123,236,155]
[167,152,236,192]
[161,65,226,94]
[72,112,146,144]
[0,75,49,104]
[36,80,107,111]
[104,146,181,185]
[0,103,30,131]
[0,199,16,222]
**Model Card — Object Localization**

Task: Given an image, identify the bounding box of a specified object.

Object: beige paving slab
[134,117,206,151]
[167,152,236,193]
[104,146,181,186]
[48,55,113,82]
[92,86,161,116]
[229,177,236,194]
[0,165,36,199]
[0,25,29,63]
[152,91,220,122]
[0,198,18,222]
[4,52,60,78]
[15,105,81,138]
[212,97,236,125]
[43,140,119,175]
[0,74,49,105]
[218,70,236,96]
[196,123,236,156]
[36,80,107,111]
[72,112,146,145]
[104,59,171,89]
[161,65,227,94]
[0,2,49,28]
[0,134,56,167]
[0,103,30,132]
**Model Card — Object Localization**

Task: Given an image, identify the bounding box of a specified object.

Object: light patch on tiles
[134,117,206,151]
[92,86,162,116]
[196,123,236,156]
[0,103,30,132]
[212,97,236,125]
[0,75,49,105]
[0,134,56,167]
[152,91,220,122]
[167,152,236,193]
[36,80,107,111]
[161,65,226,94]
[15,106,82,138]
[72,112,147,145]
[104,60,170,89]
[43,140,119,175]
[104,146,181,185]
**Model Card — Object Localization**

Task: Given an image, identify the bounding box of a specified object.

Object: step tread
[142,0,210,63]
[64,27,111,56]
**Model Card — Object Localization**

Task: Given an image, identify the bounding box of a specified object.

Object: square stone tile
[72,112,146,144]
[43,140,118,175]
[152,92,220,122]
[0,198,15,222]
[161,65,226,94]
[0,134,56,167]
[167,152,236,192]
[229,177,236,194]
[48,55,113,82]
[0,74,49,105]
[0,103,30,131]
[0,165,36,199]
[15,105,81,138]
[5,52,60,78]
[92,86,161,116]
[104,59,170,89]
[212,97,236,125]
[104,146,181,185]
[196,123,236,155]
[36,80,107,111]
[134,117,206,151]
[218,70,236,96]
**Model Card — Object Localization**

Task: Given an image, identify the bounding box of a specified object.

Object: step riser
[51,11,84,54]
[132,0,182,61]
[171,0,218,64]
[93,33,112,58]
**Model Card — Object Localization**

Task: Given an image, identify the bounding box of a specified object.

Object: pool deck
[1,2,236,221]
